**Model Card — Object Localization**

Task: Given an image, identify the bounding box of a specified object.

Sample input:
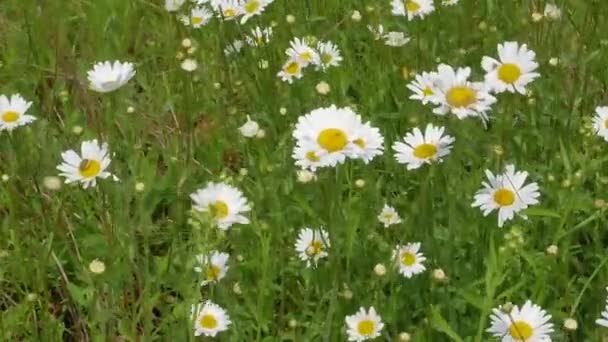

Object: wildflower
[181,38,192,48]
[89,259,106,274]
[487,300,554,341]
[277,59,304,83]
[597,287,608,328]
[314,41,342,71]
[165,0,185,11]
[374,263,386,276]
[393,242,426,278]
[432,268,447,282]
[351,10,362,21]
[391,0,435,20]
[295,227,330,267]
[482,42,540,94]
[190,182,250,230]
[592,106,608,142]
[224,40,244,56]
[214,0,242,21]
[548,57,559,66]
[240,0,273,24]
[43,176,62,191]
[377,204,402,227]
[192,301,231,337]
[345,307,384,341]
[57,139,116,189]
[393,124,454,170]
[0,94,36,131]
[316,81,331,95]
[194,251,229,286]
[441,0,459,5]
[181,7,213,28]
[399,332,412,341]
[286,38,318,67]
[286,14,296,24]
[238,115,260,138]
[255,129,265,138]
[355,179,366,188]
[87,61,135,93]
[383,31,410,47]
[368,24,385,40]
[181,58,198,72]
[296,170,316,183]
[245,26,273,46]
[544,3,561,20]
[135,182,145,192]
[563,318,577,331]
[407,71,439,105]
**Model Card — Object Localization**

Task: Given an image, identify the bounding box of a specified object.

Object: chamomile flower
[441,0,459,5]
[194,251,229,286]
[224,40,244,56]
[487,301,554,341]
[591,106,608,141]
[383,31,410,47]
[350,122,384,163]
[87,61,136,93]
[407,71,439,105]
[345,307,384,341]
[245,26,273,46]
[277,58,304,83]
[393,242,426,278]
[431,64,496,120]
[214,0,242,20]
[0,94,36,131]
[190,182,250,230]
[471,165,540,227]
[391,0,435,21]
[286,38,318,66]
[294,227,330,267]
[482,42,540,94]
[192,301,231,337]
[181,7,213,28]
[56,139,115,189]
[165,0,186,11]
[595,287,608,327]
[240,0,272,24]
[392,124,454,170]
[378,204,402,227]
[313,41,343,71]
[368,24,385,40]
[292,145,326,171]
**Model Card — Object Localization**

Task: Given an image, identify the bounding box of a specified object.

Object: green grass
[2,0,608,340]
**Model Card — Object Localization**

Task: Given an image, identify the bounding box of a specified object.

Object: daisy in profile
[391,0,435,20]
[214,0,242,20]
[286,38,318,67]
[471,164,540,227]
[192,301,231,337]
[180,7,213,28]
[431,64,496,121]
[345,306,384,341]
[350,123,384,164]
[487,301,554,341]
[596,287,608,327]
[482,42,540,94]
[165,0,186,11]
[377,204,402,228]
[294,227,330,267]
[194,251,229,286]
[245,26,273,46]
[57,139,116,189]
[383,31,410,47]
[0,94,36,132]
[87,61,135,93]
[277,59,304,84]
[407,71,439,105]
[240,0,273,24]
[313,41,342,71]
[190,182,250,230]
[592,106,608,141]
[393,242,426,278]
[392,124,454,170]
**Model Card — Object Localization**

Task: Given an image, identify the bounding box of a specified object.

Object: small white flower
[407,71,439,105]
[383,31,410,47]
[481,41,540,94]
[192,301,231,337]
[89,259,106,274]
[597,287,608,328]
[316,81,331,95]
[487,300,554,341]
[190,182,251,230]
[345,307,384,341]
[393,124,454,170]
[194,251,229,286]
[238,115,260,137]
[181,58,198,72]
[0,94,36,131]
[87,61,135,93]
[368,24,385,40]
[214,0,243,21]
[313,41,342,71]
[245,26,273,46]
[181,7,213,28]
[393,242,426,278]
[296,170,317,183]
[544,3,561,20]
[286,38,318,67]
[164,0,186,11]
[295,227,330,267]
[56,139,116,189]
[592,106,608,142]
[240,0,272,24]
[351,10,362,21]
[277,59,304,84]
[391,0,435,20]
[377,204,402,228]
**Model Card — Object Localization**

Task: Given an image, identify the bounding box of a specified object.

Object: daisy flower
[596,287,608,327]
[165,0,186,11]
[292,145,325,171]
[224,40,244,56]
[377,204,402,228]
[471,165,540,228]
[350,122,384,164]
[194,251,229,286]
[277,58,304,84]
[214,0,242,20]
[368,24,385,40]
[592,106,608,141]
[313,41,343,71]
[482,41,540,94]
[245,26,273,46]
[286,38,318,67]
[180,7,213,28]
[190,182,251,230]
[487,301,554,341]
[391,0,435,21]
[407,71,439,105]
[240,0,272,24]
[345,307,384,341]
[294,227,330,267]
[0,94,36,132]
[393,242,426,278]
[87,61,136,93]
[56,139,116,189]
[192,301,231,337]
[392,124,454,170]
[383,31,410,47]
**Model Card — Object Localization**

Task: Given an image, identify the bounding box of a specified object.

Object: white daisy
[294,227,330,267]
[190,182,251,230]
[391,0,435,21]
[383,31,410,47]
[214,0,242,20]
[407,71,439,105]
[87,61,135,93]
[277,58,304,84]
[245,26,273,46]
[165,0,186,11]
[543,3,561,20]
[292,144,326,171]
[392,124,454,170]
[471,164,540,228]
[596,287,608,327]
[191,301,231,337]
[240,0,272,24]
[286,38,318,67]
[224,40,244,56]
[393,242,426,278]
[194,251,229,286]
[180,7,213,28]
[313,41,342,71]
[0,94,36,132]
[368,24,385,40]
[56,139,115,189]
[377,204,402,228]
[441,0,459,5]
[345,307,384,341]
[350,122,384,163]
[431,64,496,121]
[487,300,554,341]
[593,106,608,142]
[482,41,540,94]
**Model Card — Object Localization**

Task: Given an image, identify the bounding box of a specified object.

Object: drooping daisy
[407,71,439,105]
[482,42,540,94]
[277,58,304,84]
[471,164,540,228]
[393,242,426,278]
[392,124,454,170]
[194,251,229,286]
[391,0,435,21]
[591,106,608,141]
[245,26,273,46]
[214,0,242,20]
[431,64,496,120]
[240,0,272,24]
[596,287,608,327]
[190,182,250,230]
[487,301,554,341]
[286,38,318,67]
[180,7,213,28]
[0,94,36,131]
[87,61,136,93]
[294,227,330,267]
[345,306,384,341]
[313,41,343,71]
[441,0,459,5]
[56,139,116,189]
[383,31,410,47]
[191,301,231,337]
[377,204,402,228]
[350,123,384,164]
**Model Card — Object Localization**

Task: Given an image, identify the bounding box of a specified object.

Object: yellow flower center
[208,200,229,219]
[305,151,320,162]
[206,265,221,281]
[285,61,300,75]
[300,51,313,62]
[405,0,421,12]
[223,8,236,17]
[493,188,515,206]
[321,53,333,65]
[509,321,533,340]
[191,16,203,25]
[498,63,522,84]
[2,111,19,123]
[353,138,366,149]
[78,159,101,178]
[401,252,416,266]
[357,320,375,336]
[603,119,608,129]
[422,87,434,96]
[317,128,348,152]
[244,0,260,13]
[306,240,324,256]
[446,86,477,108]
[199,314,218,329]
[413,143,438,159]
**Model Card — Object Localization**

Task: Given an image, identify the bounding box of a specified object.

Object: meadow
[1,0,608,340]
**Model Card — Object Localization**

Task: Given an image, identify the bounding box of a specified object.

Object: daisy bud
[89,259,106,274]
[72,125,83,135]
[135,182,145,192]
[316,81,331,95]
[181,58,198,72]
[355,179,365,188]
[127,106,135,113]
[175,51,184,60]
[500,302,514,314]
[1,174,9,182]
[279,107,287,115]
[531,12,544,22]
[187,47,197,55]
[351,10,362,21]
[547,174,555,182]
[561,179,571,188]
[398,332,412,341]
[239,168,248,176]
[43,176,62,191]
[26,293,38,302]
[342,289,353,300]
[478,21,487,31]
[213,82,221,89]
[374,263,386,276]
[546,244,559,256]
[563,318,577,331]
[233,282,242,295]
[237,254,244,262]
[297,170,316,183]
[432,268,447,282]
[594,199,606,208]
[255,129,266,139]
[288,319,298,328]
[181,38,192,48]
[238,115,260,138]
[286,14,296,24]
[549,57,559,66]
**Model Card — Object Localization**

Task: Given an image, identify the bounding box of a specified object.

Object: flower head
[482,42,540,94]
[0,94,36,131]
[487,300,554,341]
[192,301,231,337]
[392,124,454,170]
[295,227,330,267]
[87,61,135,93]
[57,139,116,189]
[393,242,426,278]
[345,306,384,341]
[194,251,229,286]
[190,182,251,230]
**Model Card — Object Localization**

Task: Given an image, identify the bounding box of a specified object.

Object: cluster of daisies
[277,37,343,83]
[165,0,274,26]
[391,0,460,21]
